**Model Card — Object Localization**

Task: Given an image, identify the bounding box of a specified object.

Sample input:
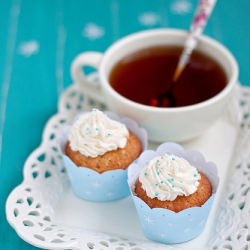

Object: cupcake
[60,108,147,202]
[128,142,219,244]
[135,154,212,212]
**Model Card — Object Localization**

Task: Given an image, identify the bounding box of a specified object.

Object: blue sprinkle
[172,156,176,160]
[194,173,198,177]
[144,172,148,176]
[155,183,158,186]
[155,193,159,197]
[160,180,164,184]
[172,185,175,188]
[156,171,160,175]
[171,178,174,182]
[95,128,99,131]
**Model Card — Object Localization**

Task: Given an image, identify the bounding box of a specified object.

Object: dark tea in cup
[109,46,227,107]
[71,29,237,141]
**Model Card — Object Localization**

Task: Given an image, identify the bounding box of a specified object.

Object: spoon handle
[173,0,217,81]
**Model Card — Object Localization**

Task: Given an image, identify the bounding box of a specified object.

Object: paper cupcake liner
[59,111,148,202]
[127,142,219,244]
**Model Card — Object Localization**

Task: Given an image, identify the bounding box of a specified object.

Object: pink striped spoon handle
[173,0,217,81]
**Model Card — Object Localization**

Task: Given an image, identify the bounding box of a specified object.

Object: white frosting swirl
[68,109,129,157]
[139,154,201,201]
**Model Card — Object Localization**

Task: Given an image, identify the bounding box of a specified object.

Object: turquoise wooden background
[0,0,249,249]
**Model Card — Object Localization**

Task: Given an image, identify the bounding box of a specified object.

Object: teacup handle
[71,52,105,103]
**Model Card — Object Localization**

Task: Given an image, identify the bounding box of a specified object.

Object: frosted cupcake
[128,142,219,244]
[65,109,142,173]
[135,154,212,212]
[61,108,147,202]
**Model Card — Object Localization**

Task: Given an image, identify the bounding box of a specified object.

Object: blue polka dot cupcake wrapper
[59,111,148,202]
[127,142,219,244]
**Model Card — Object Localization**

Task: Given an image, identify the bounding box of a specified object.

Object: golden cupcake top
[139,154,201,201]
[68,109,129,157]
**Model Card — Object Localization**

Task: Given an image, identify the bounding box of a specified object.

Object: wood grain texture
[0,0,249,249]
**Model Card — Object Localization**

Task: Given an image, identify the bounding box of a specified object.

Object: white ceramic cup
[71,29,238,142]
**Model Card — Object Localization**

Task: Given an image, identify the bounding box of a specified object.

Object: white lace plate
[6,75,250,250]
